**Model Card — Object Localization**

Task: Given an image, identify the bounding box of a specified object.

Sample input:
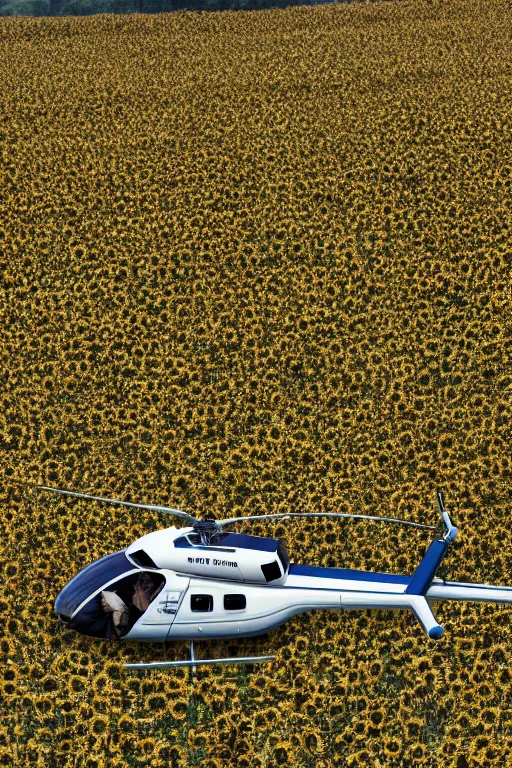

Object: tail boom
[427,580,512,605]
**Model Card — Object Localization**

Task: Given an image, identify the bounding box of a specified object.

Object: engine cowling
[125,527,290,585]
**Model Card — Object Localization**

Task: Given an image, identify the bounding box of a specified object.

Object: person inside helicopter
[67,570,165,639]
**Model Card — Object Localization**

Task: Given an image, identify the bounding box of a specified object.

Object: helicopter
[39,486,512,670]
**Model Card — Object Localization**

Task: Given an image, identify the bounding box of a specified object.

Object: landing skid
[124,641,275,671]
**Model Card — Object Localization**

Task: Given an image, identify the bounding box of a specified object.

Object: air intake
[130,549,158,569]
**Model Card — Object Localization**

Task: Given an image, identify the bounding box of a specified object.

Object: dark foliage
[1,0,342,16]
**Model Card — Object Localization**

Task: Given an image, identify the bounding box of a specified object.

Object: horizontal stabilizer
[408,596,444,639]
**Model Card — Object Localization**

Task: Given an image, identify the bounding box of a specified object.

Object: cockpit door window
[66,571,165,639]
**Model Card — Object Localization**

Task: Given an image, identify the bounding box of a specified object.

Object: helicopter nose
[54,549,132,625]
[54,585,74,623]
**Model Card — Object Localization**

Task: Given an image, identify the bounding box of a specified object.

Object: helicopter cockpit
[54,550,165,639]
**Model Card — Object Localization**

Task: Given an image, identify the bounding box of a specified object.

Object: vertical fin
[406,539,450,596]
[404,492,459,638]
[406,492,458,596]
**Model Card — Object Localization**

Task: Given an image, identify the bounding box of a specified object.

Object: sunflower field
[1,0,511,765]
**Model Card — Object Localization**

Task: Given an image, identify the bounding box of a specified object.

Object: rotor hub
[192,519,219,531]
[192,518,221,545]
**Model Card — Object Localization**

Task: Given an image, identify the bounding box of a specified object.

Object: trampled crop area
[1,0,511,765]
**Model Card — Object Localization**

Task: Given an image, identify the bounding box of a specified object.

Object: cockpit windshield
[54,550,135,621]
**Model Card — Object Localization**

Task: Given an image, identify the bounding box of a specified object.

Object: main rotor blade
[35,485,197,524]
[217,512,435,530]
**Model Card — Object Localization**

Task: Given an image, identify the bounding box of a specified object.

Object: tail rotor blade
[436,490,458,542]
[35,485,198,524]
[217,512,435,530]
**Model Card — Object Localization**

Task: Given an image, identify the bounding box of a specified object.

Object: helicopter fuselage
[125,567,512,642]
[56,541,512,644]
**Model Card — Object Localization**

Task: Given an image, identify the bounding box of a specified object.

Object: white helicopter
[40,486,512,670]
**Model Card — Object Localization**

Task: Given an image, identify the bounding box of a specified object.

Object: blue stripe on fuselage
[288,563,410,585]
[222,533,278,552]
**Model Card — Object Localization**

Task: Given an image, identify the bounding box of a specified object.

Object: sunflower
[34,695,53,716]
[56,739,74,756]
[294,635,310,655]
[271,741,296,765]
[301,729,324,755]
[383,737,402,759]
[90,715,109,736]
[145,693,167,712]
[84,757,106,768]
[117,714,137,735]
[92,673,110,696]
[139,737,158,758]
[168,698,188,722]
[3,662,19,688]
[67,675,86,696]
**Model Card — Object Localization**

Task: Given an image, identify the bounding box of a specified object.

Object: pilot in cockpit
[101,572,164,639]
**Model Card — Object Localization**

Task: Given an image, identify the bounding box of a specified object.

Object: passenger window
[224,594,246,610]
[261,561,281,582]
[191,594,213,612]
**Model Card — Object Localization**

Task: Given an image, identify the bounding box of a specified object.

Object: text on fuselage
[188,557,238,568]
